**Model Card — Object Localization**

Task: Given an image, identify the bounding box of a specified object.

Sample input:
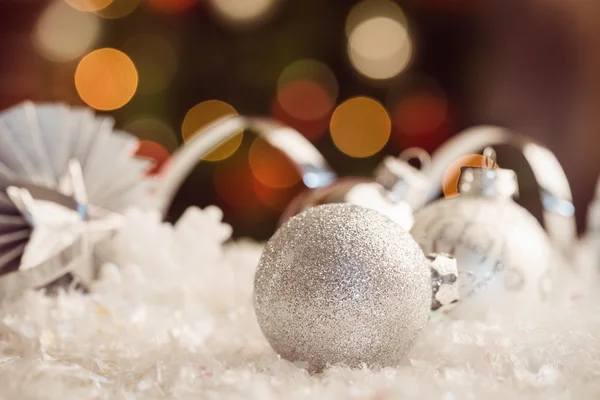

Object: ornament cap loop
[458,167,519,199]
[374,147,432,209]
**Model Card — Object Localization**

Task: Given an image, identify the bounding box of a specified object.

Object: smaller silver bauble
[411,166,554,318]
[279,149,431,231]
[254,203,432,371]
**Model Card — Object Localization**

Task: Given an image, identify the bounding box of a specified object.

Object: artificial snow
[0,206,599,399]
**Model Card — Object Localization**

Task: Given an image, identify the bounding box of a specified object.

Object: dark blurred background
[0,0,597,239]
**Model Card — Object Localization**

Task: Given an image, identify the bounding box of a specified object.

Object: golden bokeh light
[65,0,113,12]
[211,0,275,24]
[124,116,179,152]
[94,0,141,18]
[348,16,412,80]
[181,100,243,161]
[330,97,391,158]
[249,138,301,189]
[34,0,101,62]
[123,34,178,94]
[75,48,138,111]
[276,59,338,121]
[442,155,500,198]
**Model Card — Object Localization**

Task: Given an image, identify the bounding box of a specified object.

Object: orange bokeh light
[330,96,391,158]
[182,100,242,161]
[75,48,138,111]
[252,178,295,211]
[64,0,113,12]
[442,154,499,198]
[248,138,301,189]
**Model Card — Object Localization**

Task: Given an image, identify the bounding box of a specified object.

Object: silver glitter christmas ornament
[254,203,433,371]
[411,157,555,318]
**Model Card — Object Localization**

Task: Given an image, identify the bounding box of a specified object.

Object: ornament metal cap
[457,150,519,199]
[374,147,432,209]
[427,253,459,311]
[458,167,519,199]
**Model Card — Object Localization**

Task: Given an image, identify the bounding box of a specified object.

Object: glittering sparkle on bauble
[254,203,431,371]
[410,167,554,318]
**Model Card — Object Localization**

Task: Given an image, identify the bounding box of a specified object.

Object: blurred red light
[135,140,171,175]
[270,95,330,142]
[390,91,452,152]
[213,156,271,220]
[392,92,447,136]
[277,80,334,121]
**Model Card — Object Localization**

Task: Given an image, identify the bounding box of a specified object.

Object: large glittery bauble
[410,196,554,318]
[254,203,431,371]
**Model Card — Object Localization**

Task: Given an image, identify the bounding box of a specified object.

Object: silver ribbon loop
[154,116,336,218]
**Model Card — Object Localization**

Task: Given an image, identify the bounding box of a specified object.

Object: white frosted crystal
[0,205,599,398]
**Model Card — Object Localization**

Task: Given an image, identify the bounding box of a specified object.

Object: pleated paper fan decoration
[0,101,154,278]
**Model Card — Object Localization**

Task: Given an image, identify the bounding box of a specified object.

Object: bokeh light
[271,97,331,142]
[271,59,338,141]
[75,48,138,111]
[149,0,197,14]
[253,179,295,211]
[34,0,101,62]
[330,97,391,158]
[248,137,301,189]
[135,140,171,175]
[276,59,338,121]
[94,0,140,18]
[211,0,275,25]
[124,116,179,152]
[442,155,500,198]
[181,100,242,161]
[346,0,412,80]
[392,92,448,136]
[123,34,178,94]
[213,156,267,219]
[65,0,113,12]
[345,0,407,37]
[387,75,453,152]
[348,17,412,80]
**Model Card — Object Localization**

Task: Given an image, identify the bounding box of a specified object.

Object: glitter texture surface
[254,203,431,371]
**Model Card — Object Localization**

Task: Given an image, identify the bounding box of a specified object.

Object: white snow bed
[0,207,598,399]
